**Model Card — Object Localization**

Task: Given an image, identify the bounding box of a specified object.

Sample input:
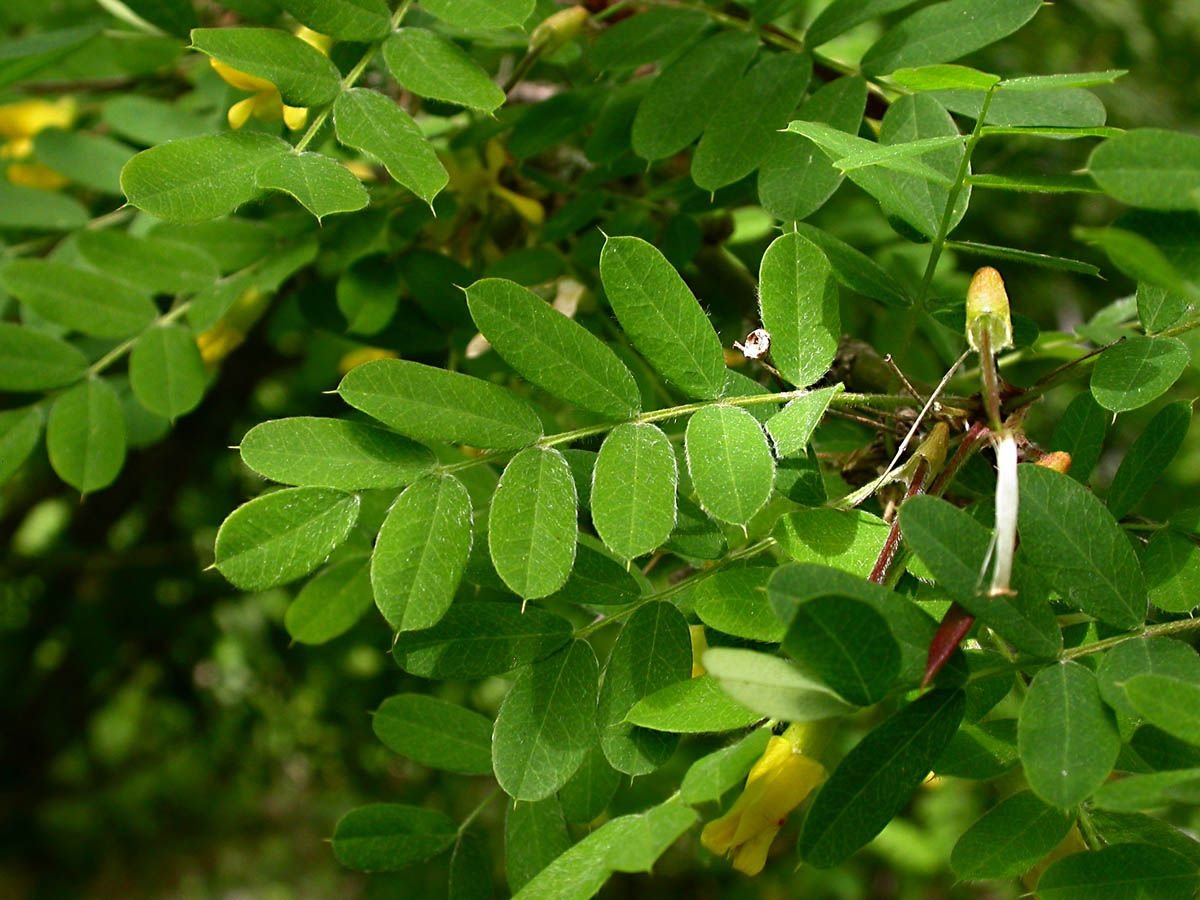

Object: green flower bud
[530,6,589,55]
[965,266,1013,353]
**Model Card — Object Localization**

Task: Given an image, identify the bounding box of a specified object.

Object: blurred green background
[1,1,1198,897]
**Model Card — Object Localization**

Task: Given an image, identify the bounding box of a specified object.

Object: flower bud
[530,6,589,55]
[1036,450,1072,475]
[965,266,1013,353]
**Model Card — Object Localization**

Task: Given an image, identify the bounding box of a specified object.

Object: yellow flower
[443,139,544,226]
[210,27,331,132]
[700,730,827,876]
[0,97,76,188]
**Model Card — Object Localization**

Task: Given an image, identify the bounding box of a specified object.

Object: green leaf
[1137,283,1189,333]
[46,378,126,494]
[1074,226,1191,295]
[692,52,812,191]
[1092,769,1200,812]
[190,27,340,106]
[835,135,968,175]
[631,30,759,160]
[284,555,373,645]
[545,536,643,607]
[505,797,572,893]
[240,417,434,490]
[860,0,1043,76]
[792,224,910,306]
[334,88,448,205]
[1037,843,1199,900]
[1016,464,1146,630]
[1108,401,1191,519]
[758,76,867,222]
[769,563,936,687]
[758,231,840,388]
[625,675,761,733]
[692,567,783,643]
[950,791,1075,879]
[900,495,1062,658]
[776,593,899,706]
[492,641,598,801]
[338,358,542,450]
[679,728,771,806]
[1051,391,1107,482]
[1088,811,1200,867]
[392,601,572,680]
[129,323,207,420]
[76,230,220,294]
[255,152,368,221]
[1089,129,1200,211]
[935,88,1106,128]
[964,173,1102,195]
[214,487,360,591]
[1001,70,1127,91]
[886,64,1000,92]
[592,424,676,560]
[765,387,841,459]
[277,0,390,41]
[773,508,890,577]
[421,0,533,29]
[945,240,1101,276]
[373,475,473,632]
[666,494,727,560]
[559,745,621,824]
[799,690,965,867]
[599,235,726,399]
[703,647,857,722]
[1125,674,1200,746]
[121,131,290,222]
[336,254,399,335]
[102,96,211,146]
[373,693,492,775]
[845,93,969,239]
[466,278,640,420]
[489,448,577,600]
[512,799,698,900]
[383,28,505,113]
[0,181,87,231]
[0,260,157,340]
[1019,661,1120,808]
[685,405,775,526]
[588,6,710,71]
[0,406,43,485]
[1096,636,1200,730]
[0,322,87,391]
[785,121,955,185]
[598,602,691,775]
[449,830,490,900]
[32,129,134,195]
[1090,336,1191,413]
[332,803,456,872]
[935,719,1019,780]
[1142,531,1200,613]
[0,25,100,89]
[805,0,922,47]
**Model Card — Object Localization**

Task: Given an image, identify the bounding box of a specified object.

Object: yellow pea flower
[0,97,76,189]
[210,26,331,132]
[700,726,827,876]
[443,139,545,227]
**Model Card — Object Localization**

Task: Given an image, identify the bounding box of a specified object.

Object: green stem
[969,616,1200,683]
[573,537,777,639]
[294,0,413,154]
[437,389,915,476]
[87,299,194,377]
[914,86,998,312]
[457,787,501,835]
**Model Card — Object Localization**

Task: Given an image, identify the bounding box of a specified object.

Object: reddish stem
[868,458,929,584]
[922,603,976,688]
